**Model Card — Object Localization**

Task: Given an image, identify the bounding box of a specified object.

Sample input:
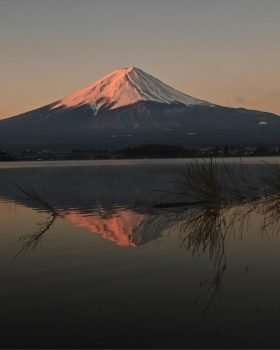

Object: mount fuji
[1,66,280,150]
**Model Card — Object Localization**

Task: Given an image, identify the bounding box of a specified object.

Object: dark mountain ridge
[1,67,279,150]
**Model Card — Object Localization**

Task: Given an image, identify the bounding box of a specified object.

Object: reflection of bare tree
[11,182,60,258]
[258,163,280,234]
[178,206,227,314]
[15,212,57,258]
[154,159,280,314]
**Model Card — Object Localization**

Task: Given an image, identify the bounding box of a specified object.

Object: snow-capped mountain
[0,66,280,150]
[52,66,212,114]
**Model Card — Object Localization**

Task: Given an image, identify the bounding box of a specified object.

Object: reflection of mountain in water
[0,163,184,247]
[3,179,173,247]
[63,207,170,247]
[64,208,147,247]
[0,161,275,249]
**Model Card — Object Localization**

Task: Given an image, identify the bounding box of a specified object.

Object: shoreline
[1,156,280,169]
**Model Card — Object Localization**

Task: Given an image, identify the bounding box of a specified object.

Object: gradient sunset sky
[1,0,280,119]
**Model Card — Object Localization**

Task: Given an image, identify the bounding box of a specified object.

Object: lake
[1,158,280,348]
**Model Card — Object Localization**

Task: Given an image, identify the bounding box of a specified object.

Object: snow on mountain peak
[52,66,211,113]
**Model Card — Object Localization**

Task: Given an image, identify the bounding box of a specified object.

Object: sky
[1,0,280,119]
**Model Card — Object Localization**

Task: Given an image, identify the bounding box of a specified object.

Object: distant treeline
[1,143,280,161]
[116,144,280,158]
[119,144,190,157]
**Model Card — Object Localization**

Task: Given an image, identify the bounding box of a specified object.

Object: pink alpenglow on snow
[52,67,212,115]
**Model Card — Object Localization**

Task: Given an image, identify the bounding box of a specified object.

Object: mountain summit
[0,66,280,150]
[52,66,211,114]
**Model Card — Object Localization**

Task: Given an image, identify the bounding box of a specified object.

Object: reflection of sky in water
[1,160,280,348]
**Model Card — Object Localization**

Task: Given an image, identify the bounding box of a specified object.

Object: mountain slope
[0,66,280,150]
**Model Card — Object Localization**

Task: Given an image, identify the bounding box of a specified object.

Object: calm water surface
[1,158,280,348]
